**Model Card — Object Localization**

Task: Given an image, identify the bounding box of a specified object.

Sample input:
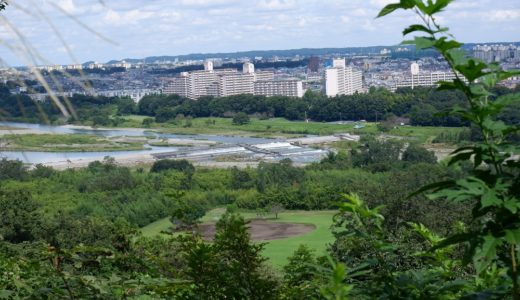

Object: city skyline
[0,0,519,66]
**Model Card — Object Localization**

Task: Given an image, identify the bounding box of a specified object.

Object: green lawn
[140,208,336,268]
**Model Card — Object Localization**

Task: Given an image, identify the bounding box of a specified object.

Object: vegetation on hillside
[0,0,519,299]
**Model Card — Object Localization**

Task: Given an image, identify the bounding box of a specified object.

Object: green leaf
[474,235,500,274]
[434,37,462,52]
[446,48,467,65]
[0,290,14,299]
[424,0,454,15]
[403,24,434,35]
[505,229,520,245]
[504,198,520,214]
[377,0,421,18]
[455,59,488,82]
[431,232,475,251]
[407,180,455,198]
[414,36,436,50]
[448,151,474,166]
[481,189,499,208]
[377,3,402,17]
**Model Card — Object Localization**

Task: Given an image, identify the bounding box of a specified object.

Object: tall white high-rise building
[325,58,363,97]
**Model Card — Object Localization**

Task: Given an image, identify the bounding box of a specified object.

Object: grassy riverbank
[113,115,467,144]
[0,134,147,152]
[114,116,377,137]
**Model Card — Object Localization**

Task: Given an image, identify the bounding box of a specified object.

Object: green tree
[116,97,137,115]
[351,138,403,171]
[402,144,437,164]
[0,189,42,243]
[180,212,278,299]
[283,245,321,299]
[213,212,278,299]
[170,201,206,230]
[0,159,27,181]
[232,112,250,125]
[141,117,154,127]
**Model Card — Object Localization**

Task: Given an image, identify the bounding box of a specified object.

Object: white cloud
[192,18,210,25]
[257,0,296,11]
[245,24,275,31]
[351,8,369,17]
[103,9,155,26]
[369,0,394,9]
[489,9,520,22]
[362,20,376,31]
[178,0,238,7]
[1,0,519,65]
[55,0,76,13]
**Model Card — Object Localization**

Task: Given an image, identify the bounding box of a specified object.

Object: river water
[0,122,326,165]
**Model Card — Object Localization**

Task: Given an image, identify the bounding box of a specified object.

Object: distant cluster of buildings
[395,62,459,89]
[35,61,132,72]
[7,42,518,104]
[473,44,520,63]
[163,61,304,99]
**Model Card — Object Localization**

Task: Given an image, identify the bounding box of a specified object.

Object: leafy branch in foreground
[378,0,520,299]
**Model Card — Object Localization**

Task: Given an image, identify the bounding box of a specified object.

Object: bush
[232,112,250,125]
[402,144,437,164]
[0,159,27,181]
[150,159,195,173]
[142,117,154,127]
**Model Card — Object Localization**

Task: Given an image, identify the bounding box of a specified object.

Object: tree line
[1,82,518,128]
[138,85,519,126]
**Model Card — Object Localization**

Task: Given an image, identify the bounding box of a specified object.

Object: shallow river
[0,122,325,165]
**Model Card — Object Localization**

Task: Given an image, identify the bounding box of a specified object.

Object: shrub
[232,112,250,125]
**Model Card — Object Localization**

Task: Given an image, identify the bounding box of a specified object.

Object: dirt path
[197,219,316,241]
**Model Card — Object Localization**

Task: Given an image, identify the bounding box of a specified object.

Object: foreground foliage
[1,0,519,299]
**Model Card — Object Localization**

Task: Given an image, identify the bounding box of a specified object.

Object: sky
[1,0,519,66]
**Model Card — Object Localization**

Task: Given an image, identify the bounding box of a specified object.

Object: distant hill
[104,42,520,65]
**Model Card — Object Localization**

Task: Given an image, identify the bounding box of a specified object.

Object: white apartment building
[164,72,191,98]
[254,80,304,98]
[325,58,363,97]
[395,63,459,89]
[164,61,302,99]
[254,71,274,82]
[219,73,255,96]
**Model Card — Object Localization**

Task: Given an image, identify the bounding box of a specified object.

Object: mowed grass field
[140,208,336,267]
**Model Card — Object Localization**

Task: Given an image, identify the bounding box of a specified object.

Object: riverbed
[0,122,329,167]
